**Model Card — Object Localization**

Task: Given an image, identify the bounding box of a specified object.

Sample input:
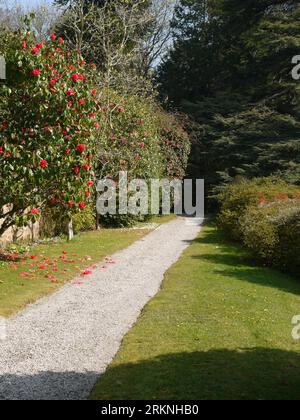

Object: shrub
[73,205,95,233]
[0,30,98,238]
[218,177,300,240]
[156,110,191,180]
[94,90,163,227]
[275,204,300,276]
[218,177,300,277]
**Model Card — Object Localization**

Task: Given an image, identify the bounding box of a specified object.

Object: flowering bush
[157,110,190,180]
[95,89,163,180]
[94,90,163,226]
[0,31,98,237]
[0,30,192,236]
[217,177,300,241]
[218,177,300,277]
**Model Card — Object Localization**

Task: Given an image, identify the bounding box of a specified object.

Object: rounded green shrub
[218,177,300,277]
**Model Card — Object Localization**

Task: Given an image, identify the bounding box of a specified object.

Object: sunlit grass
[91,225,300,400]
[0,214,176,318]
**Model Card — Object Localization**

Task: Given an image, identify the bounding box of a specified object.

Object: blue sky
[5,0,53,8]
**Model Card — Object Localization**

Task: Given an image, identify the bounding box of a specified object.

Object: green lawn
[0,228,149,318]
[91,225,300,400]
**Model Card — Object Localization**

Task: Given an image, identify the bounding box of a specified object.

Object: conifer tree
[158,0,300,193]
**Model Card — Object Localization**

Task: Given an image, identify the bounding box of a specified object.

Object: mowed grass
[91,225,300,400]
[0,228,149,318]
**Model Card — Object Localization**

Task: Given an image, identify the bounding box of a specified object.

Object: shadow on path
[0,370,99,400]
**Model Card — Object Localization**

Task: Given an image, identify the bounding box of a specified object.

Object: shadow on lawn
[1,348,300,400]
[190,228,300,296]
[91,348,300,400]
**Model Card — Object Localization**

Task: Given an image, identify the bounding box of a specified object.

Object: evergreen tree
[158,0,300,194]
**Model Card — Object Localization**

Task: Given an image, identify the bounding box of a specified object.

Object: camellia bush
[0,29,99,239]
[94,89,164,227]
[95,89,163,180]
[93,90,191,227]
[0,27,192,237]
[156,110,190,180]
[218,177,300,277]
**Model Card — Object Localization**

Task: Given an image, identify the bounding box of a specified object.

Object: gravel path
[0,217,202,400]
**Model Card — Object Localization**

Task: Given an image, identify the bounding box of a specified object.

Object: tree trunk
[96,210,101,230]
[67,217,74,241]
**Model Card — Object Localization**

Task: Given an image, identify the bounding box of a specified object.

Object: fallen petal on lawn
[20,272,30,277]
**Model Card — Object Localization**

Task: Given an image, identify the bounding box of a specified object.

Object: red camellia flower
[32,69,40,77]
[22,40,27,50]
[67,200,74,208]
[71,73,85,83]
[31,208,39,215]
[79,98,85,104]
[82,163,90,171]
[31,47,39,55]
[71,73,79,82]
[65,149,70,156]
[92,89,97,96]
[58,37,63,44]
[78,201,85,210]
[66,89,75,96]
[89,112,95,119]
[40,159,48,169]
[77,144,85,154]
[50,34,56,40]
[87,181,93,187]
[74,166,79,175]
[0,146,3,153]
[94,122,100,129]
[85,190,91,198]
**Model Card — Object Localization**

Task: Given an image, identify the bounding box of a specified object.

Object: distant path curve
[0,217,202,400]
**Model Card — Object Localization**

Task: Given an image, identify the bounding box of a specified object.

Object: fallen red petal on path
[81,269,93,276]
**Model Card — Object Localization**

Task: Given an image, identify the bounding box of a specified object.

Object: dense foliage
[95,91,190,227]
[218,178,300,276]
[0,30,98,236]
[0,23,190,238]
[158,0,300,193]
